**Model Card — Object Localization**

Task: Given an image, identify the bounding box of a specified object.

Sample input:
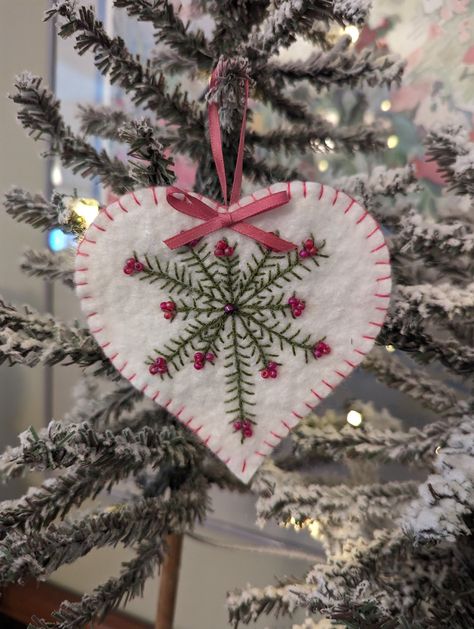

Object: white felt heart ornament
[75,181,391,482]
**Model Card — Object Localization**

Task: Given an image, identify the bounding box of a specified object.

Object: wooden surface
[0,580,153,629]
[155,534,184,629]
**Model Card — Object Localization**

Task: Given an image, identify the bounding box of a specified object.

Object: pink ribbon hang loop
[164,187,295,252]
[164,62,296,252]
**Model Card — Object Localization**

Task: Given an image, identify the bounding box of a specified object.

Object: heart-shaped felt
[75,181,391,482]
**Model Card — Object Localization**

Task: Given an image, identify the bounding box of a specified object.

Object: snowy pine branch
[46,2,204,134]
[4,188,83,234]
[288,414,471,468]
[395,283,474,322]
[30,539,165,629]
[11,74,135,194]
[227,582,308,626]
[20,249,75,288]
[114,0,212,70]
[0,488,206,586]
[118,118,175,187]
[362,348,462,414]
[270,36,404,91]
[425,125,474,197]
[78,104,131,141]
[0,299,105,370]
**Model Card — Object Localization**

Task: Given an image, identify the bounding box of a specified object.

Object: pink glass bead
[267,362,277,370]
[299,249,309,258]
[269,370,277,378]
[261,369,269,379]
[243,425,253,438]
[288,297,298,306]
[149,363,160,374]
[165,301,175,311]
[123,265,134,275]
[224,303,236,314]
[313,341,331,358]
[233,421,242,431]
[224,246,234,256]
[194,352,204,361]
[134,261,144,272]
[293,308,302,317]
[194,361,204,370]
[156,357,166,366]
[215,249,224,257]
[205,352,215,362]
[216,240,227,250]
[304,239,314,249]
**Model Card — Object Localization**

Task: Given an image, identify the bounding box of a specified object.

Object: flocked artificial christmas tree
[0,1,473,627]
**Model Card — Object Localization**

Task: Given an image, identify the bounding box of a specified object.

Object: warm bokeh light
[318,159,329,172]
[380,99,392,112]
[344,25,360,43]
[387,134,399,149]
[346,409,363,427]
[71,197,100,228]
[51,162,63,187]
[385,344,396,353]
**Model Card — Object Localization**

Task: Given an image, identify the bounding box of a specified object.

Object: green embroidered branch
[178,244,230,302]
[246,313,315,361]
[224,316,256,423]
[237,245,275,297]
[240,293,291,318]
[151,315,225,374]
[140,253,215,301]
[237,315,275,369]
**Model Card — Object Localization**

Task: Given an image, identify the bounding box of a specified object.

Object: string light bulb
[346,409,363,427]
[344,25,360,43]
[385,344,396,353]
[380,99,392,112]
[387,135,399,149]
[70,197,100,228]
[51,161,63,187]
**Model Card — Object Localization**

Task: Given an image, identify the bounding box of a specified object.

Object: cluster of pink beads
[160,300,176,321]
[261,361,278,379]
[123,257,144,275]
[193,351,216,370]
[214,239,234,257]
[313,341,331,358]
[233,419,253,439]
[288,295,306,317]
[299,238,318,259]
[149,356,168,375]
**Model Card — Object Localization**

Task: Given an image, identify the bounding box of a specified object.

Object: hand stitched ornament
[75,69,391,483]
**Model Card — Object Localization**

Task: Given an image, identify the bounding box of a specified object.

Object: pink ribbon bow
[164,64,296,252]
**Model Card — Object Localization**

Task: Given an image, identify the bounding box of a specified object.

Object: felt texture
[75,181,391,483]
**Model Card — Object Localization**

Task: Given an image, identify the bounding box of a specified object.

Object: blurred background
[0,1,473,627]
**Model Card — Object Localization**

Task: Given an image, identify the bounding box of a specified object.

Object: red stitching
[281,420,291,431]
[118,360,128,373]
[344,199,355,214]
[91,327,104,334]
[92,223,106,232]
[141,384,148,393]
[224,457,231,464]
[164,399,172,408]
[255,451,266,457]
[311,389,323,400]
[128,373,136,382]
[185,416,193,426]
[305,402,314,410]
[354,349,367,356]
[103,207,114,221]
[270,431,283,440]
[203,436,210,445]
[75,282,88,286]
[152,391,160,401]
[194,425,203,434]
[176,407,184,417]
[152,187,158,204]
[287,181,292,199]
[375,260,390,265]
[322,380,334,390]
[83,236,96,244]
[76,267,88,272]
[363,335,376,341]
[87,312,97,318]
[263,440,277,448]
[375,293,390,298]
[332,189,339,205]
[318,184,324,200]
[335,370,346,378]
[366,225,380,238]
[371,242,387,254]
[292,411,303,419]
[118,200,128,213]
[377,275,391,281]
[376,306,389,311]
[303,181,307,198]
[132,192,141,206]
[77,251,89,257]
[242,460,247,473]
[356,211,368,224]
[100,341,110,349]
[345,359,356,368]
[110,352,118,360]
[369,321,383,328]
